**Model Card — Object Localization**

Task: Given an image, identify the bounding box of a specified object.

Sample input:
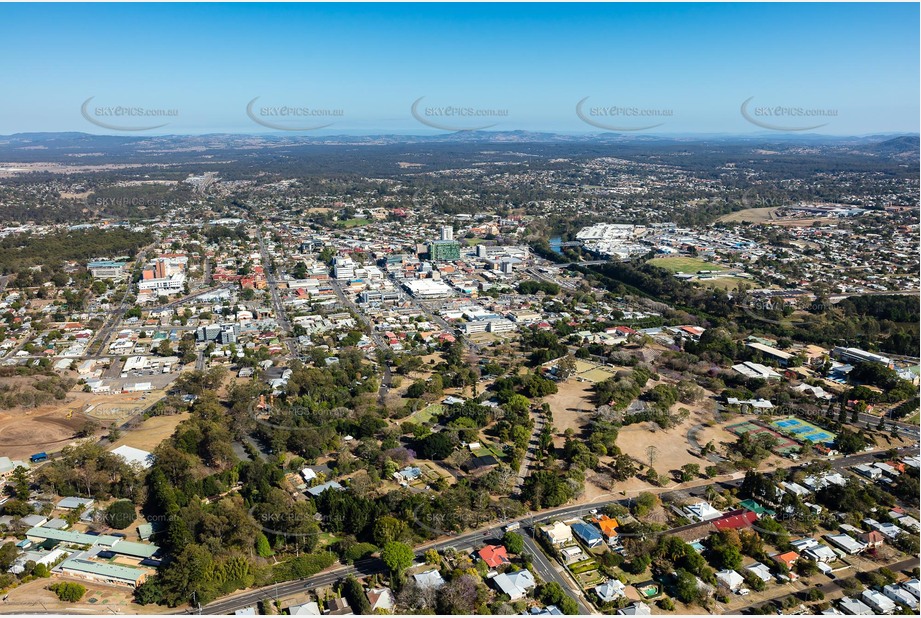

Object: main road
[257,229,297,358]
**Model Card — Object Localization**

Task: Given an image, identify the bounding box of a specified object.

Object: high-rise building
[441,225,454,241]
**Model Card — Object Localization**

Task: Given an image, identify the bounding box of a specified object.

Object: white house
[803,544,837,563]
[861,589,896,614]
[595,579,627,603]
[413,569,445,590]
[542,521,574,546]
[716,569,745,591]
[838,597,873,615]
[683,501,722,522]
[883,585,918,611]
[492,569,536,601]
[744,562,773,583]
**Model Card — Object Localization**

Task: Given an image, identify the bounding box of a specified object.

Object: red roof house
[712,509,758,531]
[477,544,510,568]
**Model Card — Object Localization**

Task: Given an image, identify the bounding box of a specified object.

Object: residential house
[683,501,723,522]
[366,588,395,612]
[716,569,745,591]
[803,544,837,563]
[478,544,510,569]
[413,569,446,590]
[326,597,353,615]
[861,589,896,614]
[825,533,867,555]
[838,597,873,615]
[492,569,536,601]
[882,585,918,611]
[617,602,652,615]
[772,551,800,570]
[542,521,573,546]
[744,562,773,584]
[858,530,885,549]
[595,579,627,603]
[571,521,604,548]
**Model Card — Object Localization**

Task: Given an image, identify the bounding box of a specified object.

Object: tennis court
[770,417,836,446]
[727,420,799,454]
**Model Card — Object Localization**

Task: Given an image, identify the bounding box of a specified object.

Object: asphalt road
[521,530,594,614]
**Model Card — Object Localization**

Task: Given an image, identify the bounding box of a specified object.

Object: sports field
[647,257,727,274]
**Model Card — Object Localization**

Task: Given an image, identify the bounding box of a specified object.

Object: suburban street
[186,446,917,615]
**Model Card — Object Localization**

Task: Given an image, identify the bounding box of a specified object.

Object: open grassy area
[336,217,372,228]
[695,276,750,291]
[408,403,442,424]
[647,256,727,274]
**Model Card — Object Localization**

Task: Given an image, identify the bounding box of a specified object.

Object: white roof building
[861,589,896,614]
[883,584,918,610]
[838,597,873,615]
[413,569,445,590]
[744,562,773,583]
[110,445,154,469]
[541,521,574,546]
[683,501,723,522]
[595,579,627,602]
[803,544,837,563]
[715,569,745,591]
[824,533,866,555]
[492,569,536,601]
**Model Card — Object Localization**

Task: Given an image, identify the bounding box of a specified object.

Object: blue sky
[0,3,917,135]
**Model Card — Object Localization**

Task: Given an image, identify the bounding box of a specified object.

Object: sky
[0,3,918,136]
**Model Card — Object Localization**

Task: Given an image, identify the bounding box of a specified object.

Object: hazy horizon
[0,3,918,136]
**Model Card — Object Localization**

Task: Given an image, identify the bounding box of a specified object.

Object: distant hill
[868,135,919,156]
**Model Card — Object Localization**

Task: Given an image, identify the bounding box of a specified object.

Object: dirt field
[717,207,779,223]
[1,576,172,615]
[0,405,86,460]
[616,411,711,477]
[110,412,190,452]
[542,379,595,442]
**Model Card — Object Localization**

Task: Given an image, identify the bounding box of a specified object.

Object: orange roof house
[597,516,619,538]
[478,544,510,568]
[773,551,799,570]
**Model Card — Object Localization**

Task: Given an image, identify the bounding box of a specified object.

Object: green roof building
[429,240,461,262]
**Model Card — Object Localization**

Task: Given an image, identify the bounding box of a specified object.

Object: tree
[503,531,524,555]
[343,575,371,615]
[834,428,868,455]
[48,582,86,602]
[556,355,577,380]
[680,463,700,482]
[255,533,273,558]
[674,569,702,604]
[373,516,407,546]
[646,445,658,468]
[156,339,173,357]
[105,499,137,530]
[381,541,414,575]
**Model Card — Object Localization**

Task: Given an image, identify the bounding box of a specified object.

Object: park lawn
[316,532,341,548]
[695,276,750,290]
[337,218,372,228]
[647,256,727,274]
[409,403,443,424]
[907,411,920,425]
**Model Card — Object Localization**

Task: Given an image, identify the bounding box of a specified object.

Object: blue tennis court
[770,417,836,446]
